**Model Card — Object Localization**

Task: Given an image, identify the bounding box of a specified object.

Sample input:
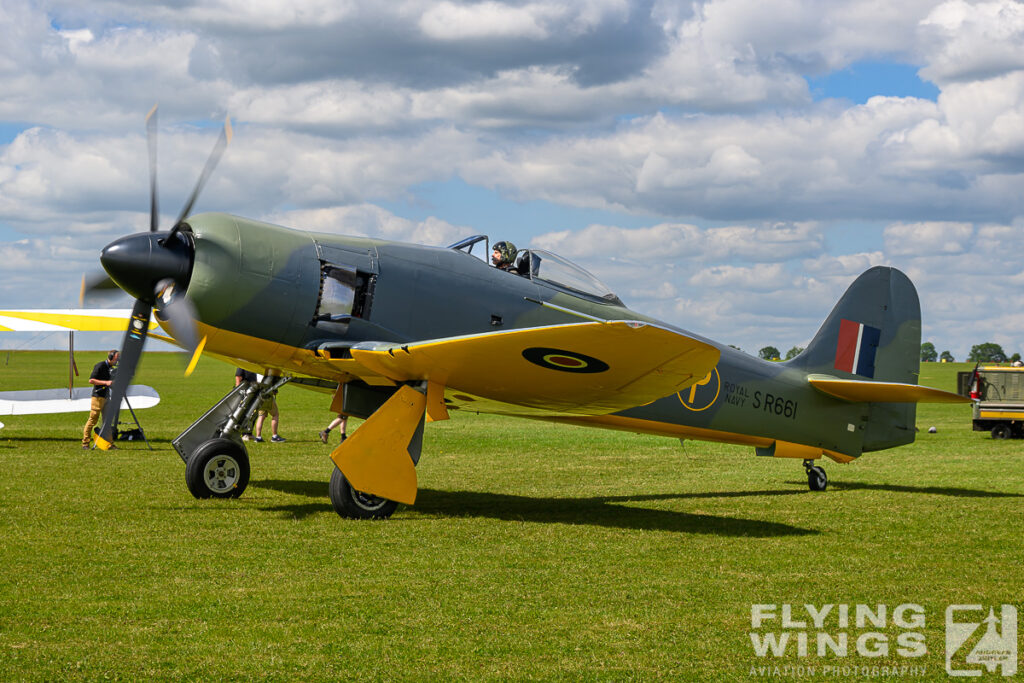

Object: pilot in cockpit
[491,241,517,272]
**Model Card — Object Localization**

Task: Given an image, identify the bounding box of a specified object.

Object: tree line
[745,342,1018,364]
[920,342,1019,364]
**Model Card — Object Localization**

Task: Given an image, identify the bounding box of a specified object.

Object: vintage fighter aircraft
[15,109,969,519]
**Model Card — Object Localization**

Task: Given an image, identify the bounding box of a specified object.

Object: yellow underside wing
[351,321,721,416]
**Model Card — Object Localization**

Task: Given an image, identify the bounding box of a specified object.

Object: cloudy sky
[2,0,1024,359]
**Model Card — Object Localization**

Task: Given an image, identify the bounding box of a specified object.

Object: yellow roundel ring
[522,347,609,374]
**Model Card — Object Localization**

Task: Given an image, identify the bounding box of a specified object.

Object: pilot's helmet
[493,240,517,264]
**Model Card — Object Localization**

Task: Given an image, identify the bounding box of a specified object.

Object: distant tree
[785,346,805,360]
[940,350,954,363]
[920,342,937,363]
[1012,353,1022,363]
[968,343,1006,363]
[759,345,781,361]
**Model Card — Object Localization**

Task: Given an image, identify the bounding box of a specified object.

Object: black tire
[328,467,398,519]
[807,465,828,492]
[991,424,1012,440]
[185,438,250,499]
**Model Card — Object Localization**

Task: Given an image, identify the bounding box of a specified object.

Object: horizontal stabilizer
[807,375,969,404]
[0,309,155,332]
[0,385,160,416]
[351,321,720,415]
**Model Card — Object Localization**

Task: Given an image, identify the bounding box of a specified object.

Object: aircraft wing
[349,321,720,415]
[0,309,146,332]
[807,375,970,403]
[0,385,160,416]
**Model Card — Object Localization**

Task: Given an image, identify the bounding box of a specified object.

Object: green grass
[0,354,1021,681]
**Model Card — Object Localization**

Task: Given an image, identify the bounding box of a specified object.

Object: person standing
[235,367,285,443]
[319,414,347,444]
[82,350,119,449]
[234,368,257,441]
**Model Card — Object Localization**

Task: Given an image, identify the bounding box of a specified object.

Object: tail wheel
[329,467,398,519]
[804,459,828,491]
[186,438,250,499]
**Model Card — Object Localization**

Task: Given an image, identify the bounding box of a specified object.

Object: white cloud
[884,221,973,255]
[262,204,467,246]
[419,2,554,40]
[918,0,1024,84]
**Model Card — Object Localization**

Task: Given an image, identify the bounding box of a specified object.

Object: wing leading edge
[350,321,721,415]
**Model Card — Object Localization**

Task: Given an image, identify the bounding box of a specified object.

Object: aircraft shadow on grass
[252,479,817,537]
[821,481,1024,498]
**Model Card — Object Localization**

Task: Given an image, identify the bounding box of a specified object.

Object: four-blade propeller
[92,107,231,449]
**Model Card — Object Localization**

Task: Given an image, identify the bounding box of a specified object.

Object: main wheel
[991,424,1012,440]
[807,465,828,491]
[328,467,398,519]
[186,438,250,499]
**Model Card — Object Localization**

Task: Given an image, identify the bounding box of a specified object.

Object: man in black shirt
[82,350,119,449]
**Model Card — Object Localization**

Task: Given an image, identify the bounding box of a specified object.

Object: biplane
[0,310,160,427]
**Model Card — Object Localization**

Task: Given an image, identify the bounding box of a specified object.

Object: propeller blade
[154,278,200,353]
[146,104,159,233]
[185,336,207,377]
[79,272,121,306]
[95,298,151,450]
[171,115,232,232]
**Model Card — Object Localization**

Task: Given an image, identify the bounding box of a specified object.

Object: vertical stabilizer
[786,267,921,451]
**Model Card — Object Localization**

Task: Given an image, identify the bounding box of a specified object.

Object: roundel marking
[677,367,721,411]
[522,347,609,374]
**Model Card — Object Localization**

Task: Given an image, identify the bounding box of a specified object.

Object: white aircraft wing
[0,385,160,416]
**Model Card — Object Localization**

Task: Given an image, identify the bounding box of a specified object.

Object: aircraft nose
[100,231,193,302]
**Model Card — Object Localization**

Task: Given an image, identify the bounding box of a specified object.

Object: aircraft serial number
[752,392,798,420]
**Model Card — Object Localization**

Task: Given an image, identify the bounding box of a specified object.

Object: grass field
[0,352,1021,681]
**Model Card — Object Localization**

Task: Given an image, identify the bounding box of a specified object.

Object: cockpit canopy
[448,235,622,305]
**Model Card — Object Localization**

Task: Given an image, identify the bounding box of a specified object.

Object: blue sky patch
[807,61,940,104]
[0,123,31,144]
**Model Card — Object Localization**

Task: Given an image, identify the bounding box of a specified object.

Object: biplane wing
[0,309,145,332]
[0,386,161,416]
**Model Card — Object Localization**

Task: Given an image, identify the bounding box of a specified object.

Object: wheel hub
[351,485,389,512]
[204,455,240,493]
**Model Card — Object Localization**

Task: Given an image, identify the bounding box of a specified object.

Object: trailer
[957,365,1024,439]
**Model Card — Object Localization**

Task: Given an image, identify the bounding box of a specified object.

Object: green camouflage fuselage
[183,212,922,461]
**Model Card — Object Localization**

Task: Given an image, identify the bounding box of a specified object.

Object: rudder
[786,267,921,451]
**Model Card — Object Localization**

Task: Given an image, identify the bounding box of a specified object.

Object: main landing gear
[803,459,827,491]
[185,437,249,498]
[172,374,288,500]
[329,468,398,520]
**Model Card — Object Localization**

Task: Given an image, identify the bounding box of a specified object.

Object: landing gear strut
[804,459,827,491]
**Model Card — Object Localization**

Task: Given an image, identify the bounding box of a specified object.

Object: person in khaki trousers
[82,350,119,449]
